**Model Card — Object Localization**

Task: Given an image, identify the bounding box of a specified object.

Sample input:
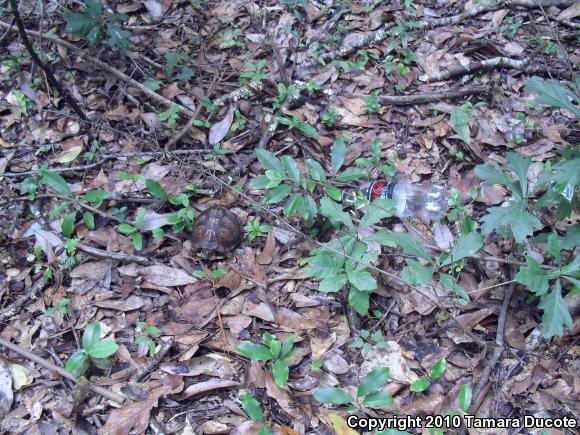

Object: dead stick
[376,86,489,105]
[76,242,150,265]
[0,278,45,323]
[0,336,126,404]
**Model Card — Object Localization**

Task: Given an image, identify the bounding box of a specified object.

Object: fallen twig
[376,85,490,105]
[130,337,175,383]
[0,336,126,404]
[76,242,151,265]
[0,278,45,323]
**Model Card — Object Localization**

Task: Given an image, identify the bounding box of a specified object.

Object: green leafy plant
[336,49,369,73]
[66,322,119,378]
[524,76,580,118]
[450,102,485,145]
[64,0,131,49]
[500,16,522,39]
[192,267,227,281]
[164,52,193,82]
[159,104,180,131]
[273,83,296,109]
[244,218,272,242]
[321,107,340,127]
[363,90,381,115]
[351,329,388,353]
[409,357,446,393]
[239,59,268,84]
[313,367,393,409]
[275,115,318,137]
[135,322,161,356]
[215,27,243,49]
[241,395,273,435]
[11,90,34,115]
[205,142,229,161]
[117,208,147,250]
[44,298,71,317]
[236,333,298,388]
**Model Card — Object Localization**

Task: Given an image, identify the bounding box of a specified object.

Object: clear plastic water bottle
[342,180,448,221]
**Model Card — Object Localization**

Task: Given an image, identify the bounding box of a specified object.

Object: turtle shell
[192,206,242,253]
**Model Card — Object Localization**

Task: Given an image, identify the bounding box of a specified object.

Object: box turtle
[192,206,242,253]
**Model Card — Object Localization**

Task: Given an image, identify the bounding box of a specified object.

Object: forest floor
[0,0,578,434]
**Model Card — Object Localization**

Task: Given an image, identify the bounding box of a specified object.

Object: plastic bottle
[342,180,448,221]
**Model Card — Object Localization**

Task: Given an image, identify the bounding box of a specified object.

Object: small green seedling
[241,395,273,435]
[193,267,227,281]
[244,218,272,242]
[409,357,446,393]
[66,322,119,378]
[135,322,161,356]
[44,298,71,317]
[273,83,296,109]
[116,208,147,250]
[275,115,318,137]
[159,104,180,131]
[363,90,381,115]
[239,59,268,84]
[237,333,298,388]
[321,107,340,127]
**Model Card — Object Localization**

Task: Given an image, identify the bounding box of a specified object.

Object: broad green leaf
[272,359,289,388]
[82,322,101,350]
[249,175,272,189]
[359,198,397,230]
[281,155,301,183]
[560,254,580,278]
[410,378,430,392]
[117,223,135,235]
[474,162,516,192]
[442,232,484,265]
[430,358,446,380]
[134,208,146,229]
[331,136,346,172]
[319,274,348,292]
[506,152,531,197]
[61,212,76,238]
[66,351,89,378]
[236,342,272,361]
[87,341,119,358]
[83,189,112,205]
[525,78,580,118]
[362,229,397,247]
[349,286,370,315]
[275,116,294,126]
[361,391,393,408]
[105,25,132,49]
[357,367,390,397]
[304,255,344,279]
[297,122,318,137]
[64,11,98,37]
[319,197,354,230]
[458,383,472,411]
[283,193,303,217]
[268,339,281,359]
[334,167,367,182]
[346,270,377,291]
[324,186,343,202]
[401,260,433,286]
[538,280,573,338]
[39,170,72,196]
[241,395,264,422]
[133,233,143,251]
[480,200,542,243]
[256,149,285,175]
[281,335,295,359]
[390,233,433,262]
[439,273,469,304]
[515,257,550,296]
[145,179,167,199]
[313,387,354,405]
[450,103,471,144]
[83,211,95,230]
[264,184,292,204]
[306,159,327,182]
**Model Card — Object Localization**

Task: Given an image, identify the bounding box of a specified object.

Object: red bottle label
[367,181,396,201]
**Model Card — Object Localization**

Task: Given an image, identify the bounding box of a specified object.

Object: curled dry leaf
[360,341,419,385]
[139,265,197,286]
[182,379,240,399]
[93,295,145,311]
[209,105,235,145]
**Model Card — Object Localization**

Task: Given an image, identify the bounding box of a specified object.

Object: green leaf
[305,255,344,279]
[506,152,531,197]
[410,378,430,392]
[361,391,394,408]
[313,387,354,405]
[347,270,377,291]
[319,197,354,230]
[560,254,580,278]
[283,193,303,217]
[480,200,542,243]
[145,179,168,199]
[134,208,146,229]
[133,233,143,251]
[281,155,301,183]
[87,340,119,358]
[241,395,264,422]
[362,229,398,247]
[538,280,573,338]
[390,233,433,262]
[430,358,446,380]
[474,162,517,193]
[359,198,397,230]
[331,137,346,172]
[268,339,281,360]
[358,367,390,397]
[442,232,484,265]
[256,149,285,175]
[306,159,327,182]
[319,274,348,292]
[264,184,292,204]
[275,116,294,126]
[236,342,273,361]
[66,351,90,378]
[334,167,367,182]
[401,260,433,286]
[117,223,136,235]
[297,122,318,137]
[458,383,472,412]
[524,77,580,118]
[82,322,101,350]
[272,359,289,388]
[83,189,112,205]
[281,335,295,359]
[450,103,472,144]
[61,212,76,238]
[39,170,72,196]
[83,211,95,230]
[515,257,550,296]
[64,11,98,37]
[439,273,469,304]
[106,25,132,49]
[249,175,273,189]
[349,286,370,315]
